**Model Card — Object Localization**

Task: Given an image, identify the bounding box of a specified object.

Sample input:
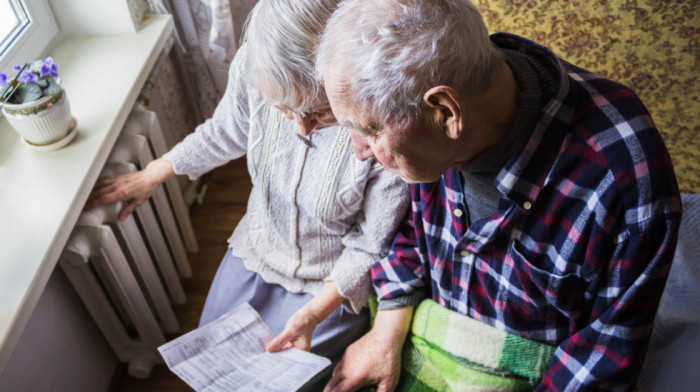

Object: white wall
[49,0,139,37]
[0,267,116,392]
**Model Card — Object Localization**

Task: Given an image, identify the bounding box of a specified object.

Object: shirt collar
[489,33,578,212]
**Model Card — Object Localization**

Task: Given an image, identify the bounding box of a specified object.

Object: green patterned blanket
[397,300,556,392]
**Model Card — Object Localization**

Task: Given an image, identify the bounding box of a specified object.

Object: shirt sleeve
[327,165,410,314]
[161,44,251,179]
[371,184,430,309]
[536,213,680,391]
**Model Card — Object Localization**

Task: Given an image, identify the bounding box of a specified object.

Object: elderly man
[316,0,682,391]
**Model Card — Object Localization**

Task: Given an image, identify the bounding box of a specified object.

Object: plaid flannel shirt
[372,34,682,392]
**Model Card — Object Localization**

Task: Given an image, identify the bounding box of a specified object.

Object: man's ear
[423,86,462,139]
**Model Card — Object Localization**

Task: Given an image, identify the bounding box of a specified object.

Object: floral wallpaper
[477,0,699,194]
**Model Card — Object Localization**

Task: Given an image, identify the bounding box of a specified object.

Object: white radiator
[101,162,187,306]
[60,105,197,378]
[60,222,167,379]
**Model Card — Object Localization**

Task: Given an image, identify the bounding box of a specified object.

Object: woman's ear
[423,86,462,139]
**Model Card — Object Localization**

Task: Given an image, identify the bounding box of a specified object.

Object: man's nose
[350,130,374,161]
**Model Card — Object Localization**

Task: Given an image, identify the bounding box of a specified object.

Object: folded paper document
[158,302,331,392]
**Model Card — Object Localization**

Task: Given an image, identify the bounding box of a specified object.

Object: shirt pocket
[507,241,585,320]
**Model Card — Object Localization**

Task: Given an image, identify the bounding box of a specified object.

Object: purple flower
[40,64,51,77]
[18,70,37,83]
[39,57,58,78]
[50,63,59,78]
[0,73,8,88]
[13,64,22,71]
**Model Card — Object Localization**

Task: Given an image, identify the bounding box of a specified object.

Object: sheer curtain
[147,0,238,119]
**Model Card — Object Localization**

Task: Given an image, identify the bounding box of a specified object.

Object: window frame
[0,0,59,73]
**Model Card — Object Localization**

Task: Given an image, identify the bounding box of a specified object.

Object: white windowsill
[0,15,173,374]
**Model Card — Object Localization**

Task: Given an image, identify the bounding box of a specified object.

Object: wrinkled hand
[323,329,403,392]
[267,281,345,353]
[266,307,319,353]
[85,159,173,221]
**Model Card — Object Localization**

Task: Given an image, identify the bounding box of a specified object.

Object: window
[0,1,29,54]
[0,0,58,72]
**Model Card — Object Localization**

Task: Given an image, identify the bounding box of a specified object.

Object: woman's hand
[266,281,345,353]
[85,158,175,221]
[266,306,320,352]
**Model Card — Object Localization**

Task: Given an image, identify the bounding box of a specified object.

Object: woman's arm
[85,44,254,220]
[327,167,410,313]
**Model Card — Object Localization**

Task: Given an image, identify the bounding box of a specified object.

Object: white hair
[243,0,341,111]
[316,0,503,128]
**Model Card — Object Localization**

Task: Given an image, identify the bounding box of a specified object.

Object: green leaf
[17,83,42,104]
[35,78,49,88]
[44,80,61,96]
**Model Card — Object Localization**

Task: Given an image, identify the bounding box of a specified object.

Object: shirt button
[454,208,463,217]
[460,250,469,257]
[523,201,532,210]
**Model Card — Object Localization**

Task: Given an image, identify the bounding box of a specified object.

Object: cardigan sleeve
[161,44,251,179]
[327,164,410,313]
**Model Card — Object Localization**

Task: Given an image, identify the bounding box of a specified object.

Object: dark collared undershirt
[459,48,558,224]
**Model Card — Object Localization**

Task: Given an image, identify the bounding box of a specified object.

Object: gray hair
[242,0,340,111]
[316,0,503,128]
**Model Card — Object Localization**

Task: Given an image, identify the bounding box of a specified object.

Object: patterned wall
[477,0,699,194]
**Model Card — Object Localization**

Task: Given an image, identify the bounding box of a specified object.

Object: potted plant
[1,57,76,150]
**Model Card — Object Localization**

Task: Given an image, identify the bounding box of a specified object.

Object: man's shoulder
[562,67,662,166]
[557,68,681,219]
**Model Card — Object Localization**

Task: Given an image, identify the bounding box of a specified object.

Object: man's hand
[323,306,413,392]
[85,158,174,221]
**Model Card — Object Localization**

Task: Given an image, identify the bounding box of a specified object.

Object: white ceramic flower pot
[2,90,73,146]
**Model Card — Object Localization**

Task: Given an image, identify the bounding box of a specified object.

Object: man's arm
[324,306,414,392]
[324,200,427,391]
[372,205,429,304]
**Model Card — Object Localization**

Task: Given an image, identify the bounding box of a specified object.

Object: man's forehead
[324,71,384,134]
[325,73,351,104]
[324,76,355,122]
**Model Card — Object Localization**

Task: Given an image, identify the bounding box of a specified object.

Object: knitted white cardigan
[162,46,409,313]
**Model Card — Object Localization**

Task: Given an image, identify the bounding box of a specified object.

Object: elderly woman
[87,0,409,363]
